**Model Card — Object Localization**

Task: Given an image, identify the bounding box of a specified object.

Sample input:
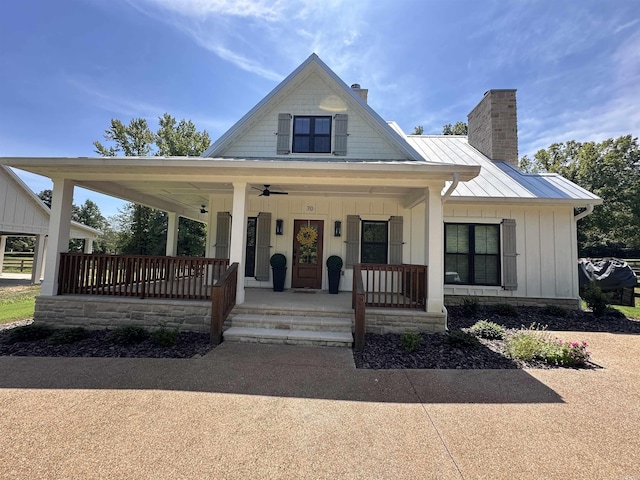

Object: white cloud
[123,0,382,86]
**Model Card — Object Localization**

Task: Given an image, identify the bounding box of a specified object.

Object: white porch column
[84,238,94,254]
[166,212,179,256]
[41,236,48,281]
[205,194,215,257]
[41,179,74,296]
[0,235,6,275]
[424,185,445,313]
[31,234,46,284]
[229,182,248,304]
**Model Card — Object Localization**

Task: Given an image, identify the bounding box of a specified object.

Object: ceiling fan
[254,184,288,197]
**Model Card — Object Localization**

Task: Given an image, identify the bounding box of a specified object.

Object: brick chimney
[467,89,518,167]
[350,83,368,103]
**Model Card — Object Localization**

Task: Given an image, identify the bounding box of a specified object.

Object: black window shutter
[502,219,517,290]
[388,216,403,264]
[345,215,360,267]
[277,113,291,154]
[333,114,348,156]
[215,212,231,259]
[254,212,272,281]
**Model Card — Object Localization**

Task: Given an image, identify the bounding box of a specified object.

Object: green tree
[94,115,211,256]
[70,200,110,253]
[37,191,110,253]
[520,135,640,256]
[442,122,468,135]
[38,189,52,208]
[411,125,424,135]
[94,118,155,157]
[156,113,211,157]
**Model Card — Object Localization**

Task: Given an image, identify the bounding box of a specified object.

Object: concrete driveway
[1,331,639,479]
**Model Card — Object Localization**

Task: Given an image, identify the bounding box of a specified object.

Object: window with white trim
[292,116,331,153]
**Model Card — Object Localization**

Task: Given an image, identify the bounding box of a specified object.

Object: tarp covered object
[578,258,638,290]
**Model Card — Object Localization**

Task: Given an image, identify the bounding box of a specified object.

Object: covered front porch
[45,252,445,348]
[4,156,479,347]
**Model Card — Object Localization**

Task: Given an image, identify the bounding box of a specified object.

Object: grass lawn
[612,288,640,319]
[0,285,40,325]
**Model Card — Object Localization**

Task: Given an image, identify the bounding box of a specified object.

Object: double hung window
[445,224,500,285]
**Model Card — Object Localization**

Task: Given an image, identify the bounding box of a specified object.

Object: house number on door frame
[306,205,314,212]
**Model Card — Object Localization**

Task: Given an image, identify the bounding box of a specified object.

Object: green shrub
[151,325,179,347]
[446,330,481,348]
[3,323,54,344]
[106,325,149,345]
[506,323,590,367]
[325,255,343,271]
[543,340,591,367]
[48,327,90,345]
[506,331,546,361]
[461,296,480,315]
[582,282,610,317]
[469,320,505,339]
[492,303,519,317]
[400,332,422,352]
[270,253,286,268]
[541,305,568,318]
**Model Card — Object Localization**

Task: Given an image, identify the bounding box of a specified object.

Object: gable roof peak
[202,53,423,161]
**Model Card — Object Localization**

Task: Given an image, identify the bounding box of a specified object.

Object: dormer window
[292,116,331,153]
[277,113,347,156]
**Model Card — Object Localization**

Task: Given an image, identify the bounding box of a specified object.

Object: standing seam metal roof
[405,135,601,202]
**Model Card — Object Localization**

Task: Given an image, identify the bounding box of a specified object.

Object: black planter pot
[272,267,286,292]
[327,269,341,294]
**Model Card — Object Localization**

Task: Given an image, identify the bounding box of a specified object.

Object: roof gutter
[441,172,460,203]
[574,204,594,221]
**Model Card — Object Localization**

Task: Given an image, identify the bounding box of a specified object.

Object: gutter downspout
[440,172,460,331]
[441,172,460,203]
[574,204,594,221]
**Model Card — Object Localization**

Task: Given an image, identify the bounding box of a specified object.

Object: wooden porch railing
[354,263,428,309]
[351,263,428,351]
[210,262,239,345]
[57,253,229,300]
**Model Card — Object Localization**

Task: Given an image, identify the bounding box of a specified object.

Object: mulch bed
[1,305,638,366]
[0,326,212,359]
[354,305,640,370]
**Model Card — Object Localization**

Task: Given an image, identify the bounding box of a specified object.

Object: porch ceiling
[1,157,480,220]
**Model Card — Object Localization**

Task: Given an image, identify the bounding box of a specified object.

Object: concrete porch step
[229,313,352,333]
[223,326,353,347]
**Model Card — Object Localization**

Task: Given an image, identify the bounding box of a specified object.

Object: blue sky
[1,0,639,218]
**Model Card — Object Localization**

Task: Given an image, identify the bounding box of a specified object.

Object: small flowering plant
[543,339,591,367]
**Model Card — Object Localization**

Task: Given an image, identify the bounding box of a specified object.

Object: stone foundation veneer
[444,295,580,309]
[35,296,211,333]
[34,295,448,336]
[35,295,573,338]
[364,310,447,334]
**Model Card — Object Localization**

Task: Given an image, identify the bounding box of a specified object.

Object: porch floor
[239,288,352,313]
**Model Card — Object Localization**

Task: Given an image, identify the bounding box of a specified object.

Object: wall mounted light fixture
[334,220,342,237]
[276,219,284,235]
[200,205,208,214]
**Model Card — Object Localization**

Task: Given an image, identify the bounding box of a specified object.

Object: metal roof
[406,135,601,204]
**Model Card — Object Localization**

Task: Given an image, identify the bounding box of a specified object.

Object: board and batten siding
[0,168,49,235]
[442,204,579,300]
[204,193,411,291]
[220,72,405,161]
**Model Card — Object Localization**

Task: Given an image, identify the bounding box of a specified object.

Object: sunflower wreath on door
[296,225,318,264]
